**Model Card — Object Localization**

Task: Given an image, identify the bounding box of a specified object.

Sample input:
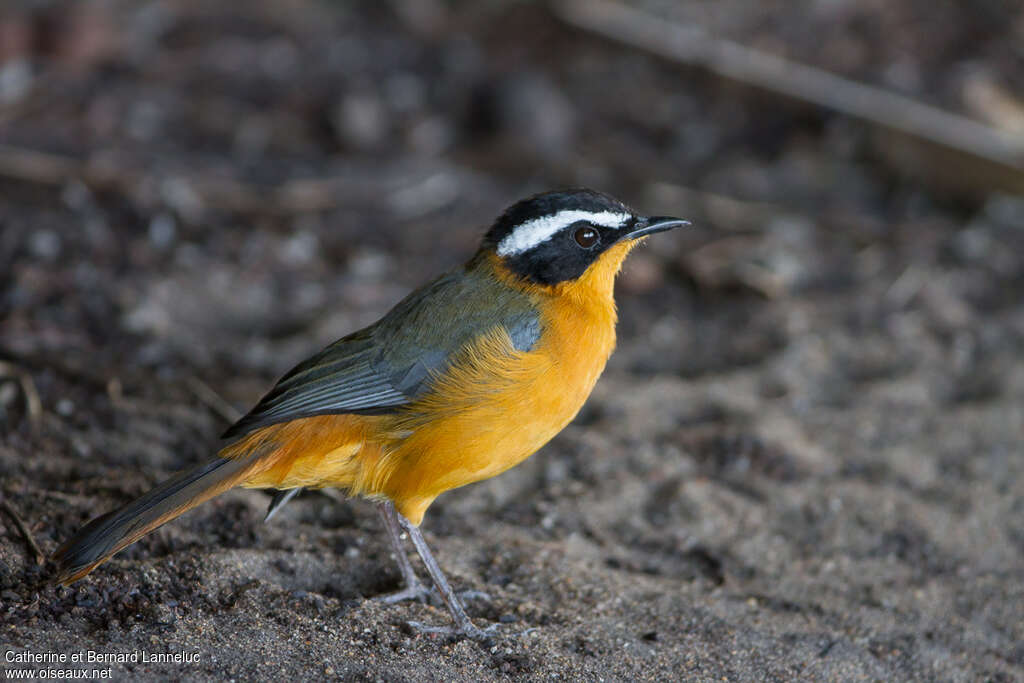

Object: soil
[1,1,1023,680]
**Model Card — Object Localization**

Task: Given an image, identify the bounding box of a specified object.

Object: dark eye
[573,226,599,248]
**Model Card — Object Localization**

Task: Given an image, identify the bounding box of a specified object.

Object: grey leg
[376,501,431,603]
[396,512,495,640]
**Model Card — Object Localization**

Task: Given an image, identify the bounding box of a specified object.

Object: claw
[378,583,490,607]
[406,620,500,641]
[378,583,433,605]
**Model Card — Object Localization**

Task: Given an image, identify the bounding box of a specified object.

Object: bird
[52,189,689,639]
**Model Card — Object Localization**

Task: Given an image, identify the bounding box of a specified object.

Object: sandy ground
[2,1,1023,680]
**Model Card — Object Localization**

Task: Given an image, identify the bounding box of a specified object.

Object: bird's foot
[377,582,433,604]
[379,586,490,606]
[406,619,499,642]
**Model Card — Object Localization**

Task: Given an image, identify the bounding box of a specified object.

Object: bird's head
[479,189,689,295]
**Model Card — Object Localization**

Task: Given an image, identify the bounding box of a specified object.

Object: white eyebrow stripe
[496,210,630,256]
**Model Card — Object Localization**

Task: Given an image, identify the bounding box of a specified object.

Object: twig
[186,376,242,424]
[0,346,112,390]
[0,145,84,186]
[553,0,1024,191]
[645,180,792,233]
[0,360,42,431]
[0,497,46,565]
[0,144,418,215]
[39,490,93,505]
[0,144,281,213]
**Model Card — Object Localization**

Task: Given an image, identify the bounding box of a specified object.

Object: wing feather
[222,264,541,441]
[222,346,407,439]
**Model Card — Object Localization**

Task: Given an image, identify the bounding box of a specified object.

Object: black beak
[622,216,691,240]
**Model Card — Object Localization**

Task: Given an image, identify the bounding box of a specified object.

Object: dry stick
[0,144,279,213]
[646,181,793,232]
[186,376,242,424]
[0,145,83,186]
[0,360,42,431]
[554,0,1024,179]
[0,347,110,391]
[0,144,370,215]
[0,498,46,565]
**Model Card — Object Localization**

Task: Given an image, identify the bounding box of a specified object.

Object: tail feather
[53,455,264,584]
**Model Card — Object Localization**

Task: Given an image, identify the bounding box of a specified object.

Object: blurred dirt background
[2,0,1023,680]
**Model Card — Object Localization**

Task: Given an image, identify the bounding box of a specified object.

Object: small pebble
[28,230,61,262]
[149,212,177,249]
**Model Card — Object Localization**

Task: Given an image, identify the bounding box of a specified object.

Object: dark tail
[53,455,263,584]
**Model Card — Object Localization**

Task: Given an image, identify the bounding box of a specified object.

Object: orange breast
[376,292,617,523]
[230,240,637,525]
[370,245,630,523]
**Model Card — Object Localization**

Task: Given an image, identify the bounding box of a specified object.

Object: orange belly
[224,245,628,525]
[374,298,616,523]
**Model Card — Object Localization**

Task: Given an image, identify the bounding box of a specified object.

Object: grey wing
[221,268,541,441]
[221,332,412,439]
